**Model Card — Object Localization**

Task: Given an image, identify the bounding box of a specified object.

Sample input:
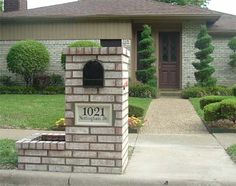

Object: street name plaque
[75,103,112,126]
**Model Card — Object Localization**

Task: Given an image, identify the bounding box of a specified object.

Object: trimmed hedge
[221,99,236,122]
[61,41,101,69]
[0,86,64,94]
[129,84,157,98]
[129,105,144,117]
[199,96,230,109]
[204,102,222,122]
[182,86,233,99]
[204,98,236,123]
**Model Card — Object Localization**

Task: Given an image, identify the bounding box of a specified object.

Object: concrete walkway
[141,97,208,134]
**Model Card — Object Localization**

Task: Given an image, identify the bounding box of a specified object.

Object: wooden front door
[159,32,180,89]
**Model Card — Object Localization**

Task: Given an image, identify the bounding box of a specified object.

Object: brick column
[63,47,130,174]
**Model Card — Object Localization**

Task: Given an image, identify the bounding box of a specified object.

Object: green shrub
[206,86,233,96]
[220,99,236,123]
[49,74,64,86]
[0,86,64,94]
[7,40,50,86]
[136,25,156,84]
[232,85,236,96]
[33,74,64,88]
[33,74,50,89]
[199,96,229,109]
[129,84,157,98]
[0,76,16,86]
[203,102,222,122]
[61,41,101,69]
[228,37,236,67]
[129,105,144,117]
[192,25,216,87]
[182,86,233,99]
[182,86,206,98]
[203,98,236,123]
[43,86,65,94]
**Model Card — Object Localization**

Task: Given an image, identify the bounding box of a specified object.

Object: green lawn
[0,95,152,130]
[189,98,204,119]
[129,97,152,115]
[0,139,17,169]
[0,95,65,130]
[227,144,236,163]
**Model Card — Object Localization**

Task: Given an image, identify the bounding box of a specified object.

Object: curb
[1,169,236,186]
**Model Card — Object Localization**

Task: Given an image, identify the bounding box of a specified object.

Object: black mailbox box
[83,60,104,88]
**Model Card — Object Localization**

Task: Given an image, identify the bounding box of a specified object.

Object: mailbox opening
[83,60,104,88]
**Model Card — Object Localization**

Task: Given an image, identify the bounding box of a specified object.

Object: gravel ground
[141,97,208,134]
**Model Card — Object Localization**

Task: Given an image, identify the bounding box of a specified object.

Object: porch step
[160,90,182,97]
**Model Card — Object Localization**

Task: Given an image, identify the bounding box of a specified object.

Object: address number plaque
[75,103,112,126]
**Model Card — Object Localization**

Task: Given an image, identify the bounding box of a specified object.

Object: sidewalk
[1,134,236,186]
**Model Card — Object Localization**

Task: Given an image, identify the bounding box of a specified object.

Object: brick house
[0,0,235,89]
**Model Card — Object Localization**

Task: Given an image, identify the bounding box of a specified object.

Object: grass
[129,97,152,115]
[227,144,236,163]
[0,95,152,130]
[0,95,65,130]
[189,98,204,119]
[0,139,17,169]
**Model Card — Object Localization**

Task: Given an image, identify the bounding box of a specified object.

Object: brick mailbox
[16,47,130,174]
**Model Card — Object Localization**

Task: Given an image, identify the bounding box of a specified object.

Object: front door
[159,32,180,89]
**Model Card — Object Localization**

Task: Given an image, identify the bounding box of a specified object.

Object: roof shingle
[0,0,220,19]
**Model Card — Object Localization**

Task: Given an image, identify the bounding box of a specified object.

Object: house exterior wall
[0,40,131,84]
[212,35,236,86]
[0,21,132,40]
[181,21,202,88]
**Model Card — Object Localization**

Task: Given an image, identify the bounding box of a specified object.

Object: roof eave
[0,14,221,23]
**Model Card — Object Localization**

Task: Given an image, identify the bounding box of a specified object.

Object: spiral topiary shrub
[228,36,236,67]
[192,25,216,87]
[7,40,50,86]
[61,41,101,69]
[136,25,156,85]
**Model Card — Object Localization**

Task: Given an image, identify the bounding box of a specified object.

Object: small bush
[0,76,16,86]
[49,74,64,86]
[228,37,236,67]
[232,85,236,96]
[43,86,65,94]
[204,102,222,122]
[61,41,101,69]
[182,86,206,98]
[0,86,64,94]
[129,105,144,117]
[33,74,51,89]
[7,40,50,86]
[203,98,236,123]
[182,86,233,99]
[199,96,229,109]
[220,99,236,123]
[129,84,157,98]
